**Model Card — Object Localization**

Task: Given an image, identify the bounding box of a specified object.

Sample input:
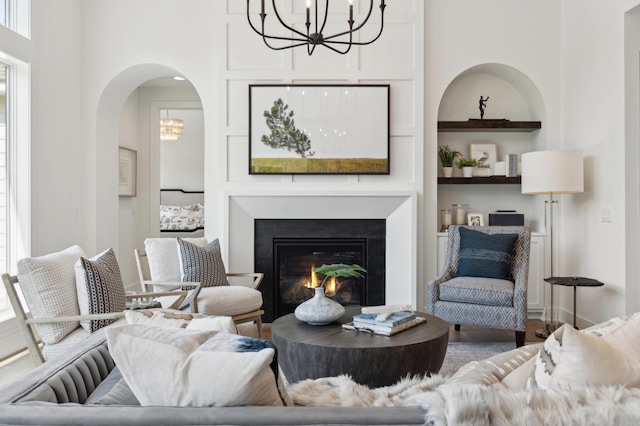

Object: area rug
[438,341,517,376]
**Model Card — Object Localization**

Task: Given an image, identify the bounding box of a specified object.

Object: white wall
[159,109,204,191]
[561,0,640,322]
[21,1,640,329]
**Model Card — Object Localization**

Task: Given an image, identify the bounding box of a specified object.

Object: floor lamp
[521,150,584,338]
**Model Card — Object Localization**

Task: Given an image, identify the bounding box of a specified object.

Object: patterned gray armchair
[427,225,531,347]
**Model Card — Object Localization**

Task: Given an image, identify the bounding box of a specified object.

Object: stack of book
[342,310,426,336]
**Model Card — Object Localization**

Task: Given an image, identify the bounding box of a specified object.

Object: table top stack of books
[342,305,426,336]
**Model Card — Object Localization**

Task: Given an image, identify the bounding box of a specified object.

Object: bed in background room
[159,189,205,238]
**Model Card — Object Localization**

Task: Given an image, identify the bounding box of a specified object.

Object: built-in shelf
[437,120,541,132]
[437,176,521,185]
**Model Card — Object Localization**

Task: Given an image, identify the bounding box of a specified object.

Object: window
[0,0,30,326]
[1,0,29,38]
[0,1,6,27]
[0,63,6,316]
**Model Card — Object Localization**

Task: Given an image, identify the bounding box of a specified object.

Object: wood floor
[447,319,546,344]
[0,319,546,388]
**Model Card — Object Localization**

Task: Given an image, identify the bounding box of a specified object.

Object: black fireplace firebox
[255,219,386,322]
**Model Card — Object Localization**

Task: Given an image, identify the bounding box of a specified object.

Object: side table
[544,276,604,329]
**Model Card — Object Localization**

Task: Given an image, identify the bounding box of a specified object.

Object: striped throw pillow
[178,238,229,288]
[77,248,126,332]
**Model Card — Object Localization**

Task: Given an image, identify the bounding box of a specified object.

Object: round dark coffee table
[271,306,449,388]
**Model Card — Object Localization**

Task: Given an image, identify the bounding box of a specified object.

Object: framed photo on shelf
[248,84,390,175]
[118,147,137,197]
[470,143,497,175]
[467,213,484,226]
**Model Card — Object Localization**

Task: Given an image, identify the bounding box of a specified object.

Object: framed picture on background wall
[470,143,497,175]
[118,147,137,197]
[249,84,390,175]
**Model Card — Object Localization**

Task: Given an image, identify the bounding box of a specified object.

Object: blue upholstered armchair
[427,225,532,347]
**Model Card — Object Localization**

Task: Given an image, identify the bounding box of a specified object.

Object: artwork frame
[467,213,484,226]
[118,147,137,197]
[470,143,497,175]
[249,84,390,175]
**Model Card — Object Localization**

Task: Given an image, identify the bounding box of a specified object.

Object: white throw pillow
[530,324,640,392]
[602,312,640,360]
[17,245,86,344]
[74,248,126,332]
[144,237,207,282]
[124,308,238,334]
[106,324,290,407]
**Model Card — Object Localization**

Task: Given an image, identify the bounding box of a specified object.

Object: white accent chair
[2,246,186,365]
[135,237,265,338]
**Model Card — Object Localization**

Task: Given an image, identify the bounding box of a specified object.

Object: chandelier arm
[323,20,384,46]
[319,30,354,55]
[263,39,313,51]
[270,0,308,40]
[319,41,352,55]
[316,0,330,41]
[322,0,378,43]
[246,0,269,37]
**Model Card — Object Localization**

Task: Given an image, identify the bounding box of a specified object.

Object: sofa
[1,313,639,425]
[0,327,426,425]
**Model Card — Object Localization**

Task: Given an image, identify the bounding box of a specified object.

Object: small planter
[442,167,453,178]
[462,167,474,178]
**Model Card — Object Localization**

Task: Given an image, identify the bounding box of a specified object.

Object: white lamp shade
[521,150,584,195]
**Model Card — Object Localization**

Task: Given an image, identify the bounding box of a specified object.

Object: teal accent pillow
[455,227,518,281]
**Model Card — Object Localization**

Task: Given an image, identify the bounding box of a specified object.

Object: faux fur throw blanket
[288,374,640,425]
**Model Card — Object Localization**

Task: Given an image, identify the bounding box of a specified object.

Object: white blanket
[288,374,640,426]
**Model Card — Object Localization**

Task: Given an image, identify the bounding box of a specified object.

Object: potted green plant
[438,145,461,178]
[455,158,479,178]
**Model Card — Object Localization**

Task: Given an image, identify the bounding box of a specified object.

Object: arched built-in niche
[95,64,204,287]
[437,63,547,233]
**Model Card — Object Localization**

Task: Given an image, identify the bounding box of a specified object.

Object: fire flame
[305,265,337,295]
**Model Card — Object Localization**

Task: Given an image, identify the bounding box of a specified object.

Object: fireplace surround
[255,219,386,321]
[225,192,418,320]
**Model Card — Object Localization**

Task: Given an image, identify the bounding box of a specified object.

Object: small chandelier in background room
[160,110,184,142]
[247,0,386,55]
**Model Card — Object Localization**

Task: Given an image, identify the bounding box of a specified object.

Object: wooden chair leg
[256,315,264,339]
[454,324,461,331]
[515,330,525,347]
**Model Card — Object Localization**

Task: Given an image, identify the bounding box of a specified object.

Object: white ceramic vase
[462,166,474,178]
[442,167,453,178]
[294,287,345,325]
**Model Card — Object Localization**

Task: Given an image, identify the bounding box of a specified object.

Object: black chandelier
[247,0,386,56]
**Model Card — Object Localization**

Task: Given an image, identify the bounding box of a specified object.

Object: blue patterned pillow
[455,227,517,281]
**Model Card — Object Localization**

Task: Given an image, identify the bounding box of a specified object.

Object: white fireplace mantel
[224,190,418,310]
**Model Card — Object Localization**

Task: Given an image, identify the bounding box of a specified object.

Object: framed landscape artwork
[249,84,390,175]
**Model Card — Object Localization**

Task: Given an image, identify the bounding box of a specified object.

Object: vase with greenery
[438,145,461,178]
[455,158,479,178]
[294,264,367,325]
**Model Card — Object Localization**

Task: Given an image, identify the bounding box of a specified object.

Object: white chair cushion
[196,286,263,317]
[40,317,126,361]
[75,248,127,332]
[105,324,290,407]
[17,245,86,345]
[144,237,207,282]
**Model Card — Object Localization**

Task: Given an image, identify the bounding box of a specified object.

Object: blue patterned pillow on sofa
[455,227,517,281]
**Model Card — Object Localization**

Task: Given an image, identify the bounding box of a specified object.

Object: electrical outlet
[601,208,612,223]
